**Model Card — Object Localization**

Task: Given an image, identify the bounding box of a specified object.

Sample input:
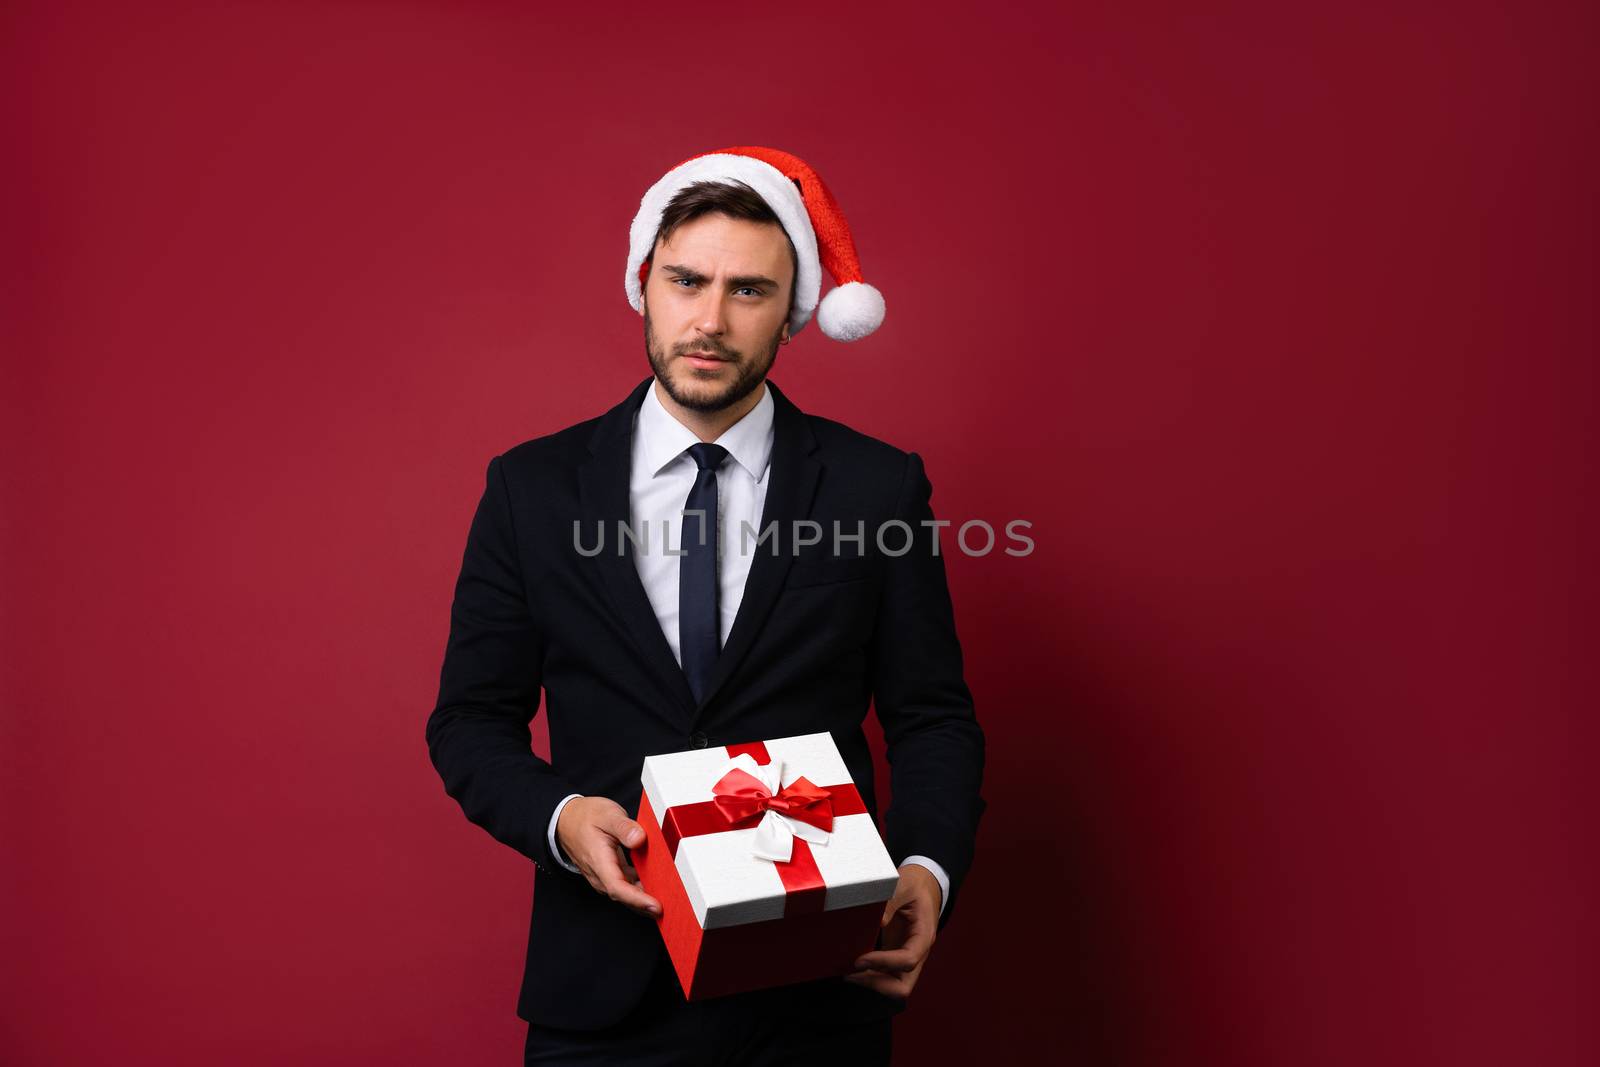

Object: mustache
[676,343,737,360]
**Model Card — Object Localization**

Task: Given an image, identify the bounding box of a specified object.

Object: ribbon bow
[710,754,834,863]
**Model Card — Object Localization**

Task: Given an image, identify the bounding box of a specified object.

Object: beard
[644,304,784,414]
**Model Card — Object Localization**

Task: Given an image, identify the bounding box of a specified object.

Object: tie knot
[686,442,729,472]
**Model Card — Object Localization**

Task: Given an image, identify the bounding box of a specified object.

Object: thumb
[611,812,646,848]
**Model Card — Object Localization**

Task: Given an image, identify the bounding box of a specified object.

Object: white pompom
[816,282,885,342]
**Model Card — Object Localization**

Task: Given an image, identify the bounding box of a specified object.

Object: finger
[862,911,933,968]
[843,969,911,1001]
[854,948,920,974]
[591,837,661,915]
[607,810,647,850]
[892,915,934,958]
[601,870,660,916]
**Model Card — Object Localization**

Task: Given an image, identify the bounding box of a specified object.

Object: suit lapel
[694,379,820,716]
[576,376,822,724]
[578,378,699,718]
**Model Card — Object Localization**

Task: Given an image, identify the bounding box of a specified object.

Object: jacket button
[690,732,709,749]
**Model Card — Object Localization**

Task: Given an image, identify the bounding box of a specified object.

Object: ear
[780,319,791,345]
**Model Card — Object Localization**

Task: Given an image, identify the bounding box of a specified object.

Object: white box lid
[641,732,900,930]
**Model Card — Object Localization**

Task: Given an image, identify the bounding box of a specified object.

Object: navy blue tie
[679,442,729,704]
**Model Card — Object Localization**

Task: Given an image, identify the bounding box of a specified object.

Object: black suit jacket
[426,376,986,1030]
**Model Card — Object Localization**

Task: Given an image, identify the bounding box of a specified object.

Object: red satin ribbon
[710,768,835,834]
[660,780,867,858]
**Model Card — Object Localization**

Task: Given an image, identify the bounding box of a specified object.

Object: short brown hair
[643,179,799,300]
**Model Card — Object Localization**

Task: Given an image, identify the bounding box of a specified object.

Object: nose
[695,288,728,336]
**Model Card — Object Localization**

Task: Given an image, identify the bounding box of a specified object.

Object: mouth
[681,351,730,370]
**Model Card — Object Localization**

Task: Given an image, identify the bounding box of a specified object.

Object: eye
[672,278,697,288]
[735,287,760,297]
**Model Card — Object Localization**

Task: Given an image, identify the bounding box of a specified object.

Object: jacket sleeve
[869,451,987,930]
[425,454,580,875]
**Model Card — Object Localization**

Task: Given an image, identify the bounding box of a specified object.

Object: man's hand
[843,863,940,1001]
[555,796,661,919]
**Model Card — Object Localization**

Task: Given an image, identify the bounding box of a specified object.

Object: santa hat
[625,145,886,342]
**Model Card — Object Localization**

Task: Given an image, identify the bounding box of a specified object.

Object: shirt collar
[636,379,775,483]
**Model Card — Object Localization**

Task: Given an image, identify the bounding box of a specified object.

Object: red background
[2,2,1590,1064]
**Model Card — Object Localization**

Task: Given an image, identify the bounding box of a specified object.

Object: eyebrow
[661,264,781,291]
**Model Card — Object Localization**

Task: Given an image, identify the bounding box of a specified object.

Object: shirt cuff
[900,854,950,918]
[548,793,584,874]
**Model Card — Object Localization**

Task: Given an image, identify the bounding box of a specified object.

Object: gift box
[632,731,901,1001]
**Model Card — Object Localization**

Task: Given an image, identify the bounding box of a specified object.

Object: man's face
[640,212,793,413]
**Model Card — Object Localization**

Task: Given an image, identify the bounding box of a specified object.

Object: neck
[654,379,766,443]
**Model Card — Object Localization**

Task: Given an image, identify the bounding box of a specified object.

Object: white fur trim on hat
[626,154,823,334]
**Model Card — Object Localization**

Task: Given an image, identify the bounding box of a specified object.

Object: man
[426,146,986,1065]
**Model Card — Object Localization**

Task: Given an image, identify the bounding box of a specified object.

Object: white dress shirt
[547,382,949,916]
